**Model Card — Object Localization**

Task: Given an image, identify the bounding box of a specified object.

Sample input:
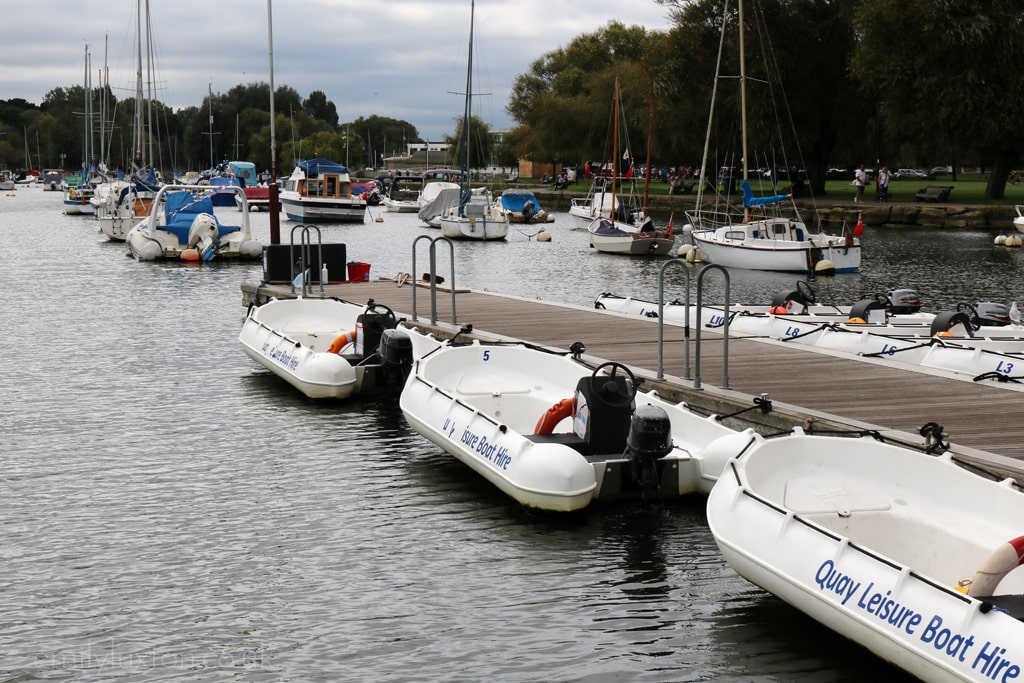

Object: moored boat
[126,184,263,261]
[707,428,1024,683]
[239,297,440,399]
[498,188,554,223]
[279,157,367,223]
[400,339,757,512]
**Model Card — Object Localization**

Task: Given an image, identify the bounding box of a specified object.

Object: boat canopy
[741,180,790,208]
[500,190,542,212]
[297,157,349,176]
[227,161,257,183]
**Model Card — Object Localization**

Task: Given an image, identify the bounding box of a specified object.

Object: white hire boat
[707,429,1024,683]
[400,339,757,512]
[240,297,441,399]
[1014,206,1024,234]
[126,184,263,261]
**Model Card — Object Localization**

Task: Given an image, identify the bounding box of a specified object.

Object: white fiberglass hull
[400,340,756,511]
[691,230,861,273]
[439,215,509,241]
[707,430,1024,683]
[279,194,366,223]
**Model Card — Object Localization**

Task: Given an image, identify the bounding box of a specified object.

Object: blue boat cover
[741,180,790,208]
[162,191,240,244]
[297,157,349,176]
[500,191,542,212]
[227,161,257,182]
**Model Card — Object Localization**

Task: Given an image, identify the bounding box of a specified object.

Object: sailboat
[686,0,860,275]
[437,0,509,241]
[95,1,161,240]
[63,45,100,216]
[586,79,675,256]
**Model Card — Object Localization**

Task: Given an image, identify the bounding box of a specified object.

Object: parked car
[929,165,953,177]
[893,168,927,179]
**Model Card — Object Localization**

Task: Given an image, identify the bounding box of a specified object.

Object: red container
[347,261,371,282]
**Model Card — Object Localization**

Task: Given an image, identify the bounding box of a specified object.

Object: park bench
[915,185,953,202]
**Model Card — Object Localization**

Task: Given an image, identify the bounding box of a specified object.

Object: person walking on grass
[854,164,868,203]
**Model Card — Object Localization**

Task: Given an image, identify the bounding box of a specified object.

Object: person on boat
[854,165,868,202]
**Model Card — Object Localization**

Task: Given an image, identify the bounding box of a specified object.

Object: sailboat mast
[643,105,653,215]
[458,0,475,213]
[739,0,749,182]
[610,79,619,218]
[134,0,144,171]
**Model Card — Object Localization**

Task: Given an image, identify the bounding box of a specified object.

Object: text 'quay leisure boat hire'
[707,429,1024,683]
[239,297,441,400]
[399,339,757,512]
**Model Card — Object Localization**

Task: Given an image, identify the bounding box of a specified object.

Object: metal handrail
[656,260,692,381]
[695,264,730,390]
[411,235,457,324]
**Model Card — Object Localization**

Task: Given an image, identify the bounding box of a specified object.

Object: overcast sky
[6,1,672,141]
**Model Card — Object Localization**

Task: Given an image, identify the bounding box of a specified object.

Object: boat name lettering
[455,424,512,470]
[814,560,1022,679]
[709,314,725,327]
[880,343,899,356]
[997,360,1015,375]
[262,341,300,371]
[784,325,802,337]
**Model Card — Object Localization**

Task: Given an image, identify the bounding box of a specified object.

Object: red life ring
[966,535,1024,597]
[534,397,575,435]
[328,330,357,354]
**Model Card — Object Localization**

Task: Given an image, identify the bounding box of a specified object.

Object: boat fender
[965,535,1024,597]
[328,330,358,354]
[534,398,575,435]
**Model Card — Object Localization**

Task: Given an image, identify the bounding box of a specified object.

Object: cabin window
[726,230,746,240]
[771,224,787,236]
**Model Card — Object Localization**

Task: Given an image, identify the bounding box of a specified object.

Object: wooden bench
[915,185,953,202]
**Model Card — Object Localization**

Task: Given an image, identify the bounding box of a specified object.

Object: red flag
[854,212,864,236]
[666,213,674,237]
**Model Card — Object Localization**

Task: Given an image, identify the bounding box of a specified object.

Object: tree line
[2,0,1021,198]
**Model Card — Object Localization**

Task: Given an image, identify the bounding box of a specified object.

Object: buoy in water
[180,248,200,262]
[537,230,552,242]
[1007,234,1023,248]
[685,246,704,263]
[814,259,836,275]
[995,234,1008,246]
[375,216,384,223]
[676,243,692,258]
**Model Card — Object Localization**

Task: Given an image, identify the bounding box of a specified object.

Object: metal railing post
[656,259,692,381]
[694,264,730,390]
[411,235,457,324]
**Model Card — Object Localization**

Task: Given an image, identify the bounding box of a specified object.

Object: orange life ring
[534,397,575,435]
[328,330,357,354]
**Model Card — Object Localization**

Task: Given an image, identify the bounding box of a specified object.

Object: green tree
[303,90,338,128]
[853,0,1024,197]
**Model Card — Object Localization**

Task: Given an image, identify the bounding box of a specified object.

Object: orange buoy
[328,330,358,354]
[534,398,575,435]
[180,248,200,262]
[769,305,789,315]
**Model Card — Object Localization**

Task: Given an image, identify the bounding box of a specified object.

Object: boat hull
[589,233,675,255]
[280,195,366,223]
[707,431,1024,683]
[400,341,755,511]
[439,215,509,240]
[691,232,861,273]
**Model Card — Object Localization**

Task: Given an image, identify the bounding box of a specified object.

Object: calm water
[8,185,1018,681]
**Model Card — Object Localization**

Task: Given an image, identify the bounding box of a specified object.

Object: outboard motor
[522,200,536,224]
[355,309,398,358]
[887,288,922,314]
[377,328,414,388]
[625,405,672,491]
[973,302,1011,327]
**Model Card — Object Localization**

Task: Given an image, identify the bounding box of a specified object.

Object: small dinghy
[400,339,757,512]
[239,297,439,399]
[707,429,1024,683]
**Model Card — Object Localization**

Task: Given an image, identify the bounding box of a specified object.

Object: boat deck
[243,278,1024,473]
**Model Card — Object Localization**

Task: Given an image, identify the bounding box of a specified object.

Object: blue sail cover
[741,180,790,208]
[227,161,257,183]
[297,158,348,176]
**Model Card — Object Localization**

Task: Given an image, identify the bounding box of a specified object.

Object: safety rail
[411,235,457,325]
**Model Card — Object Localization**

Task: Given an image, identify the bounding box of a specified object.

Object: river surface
[8,186,1020,681]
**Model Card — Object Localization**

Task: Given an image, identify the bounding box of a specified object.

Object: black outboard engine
[625,405,672,491]
[356,309,398,360]
[377,328,414,388]
[973,302,1011,326]
[887,288,922,314]
[522,200,536,224]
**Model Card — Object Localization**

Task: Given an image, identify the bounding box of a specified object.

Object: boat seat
[572,374,633,456]
[455,373,532,396]
[784,476,891,514]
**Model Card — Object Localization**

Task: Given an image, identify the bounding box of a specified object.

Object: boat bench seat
[525,432,592,455]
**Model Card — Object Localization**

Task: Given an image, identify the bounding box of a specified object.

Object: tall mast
[458,0,475,214]
[134,0,144,171]
[739,0,748,182]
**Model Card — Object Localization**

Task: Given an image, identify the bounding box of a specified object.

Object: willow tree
[853,0,1024,198]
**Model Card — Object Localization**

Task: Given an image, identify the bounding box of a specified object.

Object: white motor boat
[707,428,1024,683]
[278,157,366,223]
[126,184,263,261]
[240,297,440,399]
[497,189,554,224]
[400,339,758,512]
